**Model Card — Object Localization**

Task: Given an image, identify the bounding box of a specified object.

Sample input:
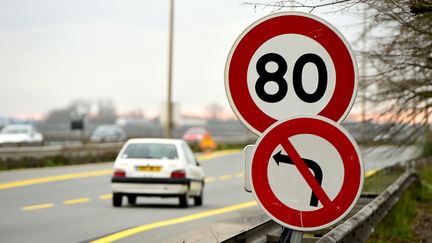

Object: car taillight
[171,170,186,178]
[113,169,126,177]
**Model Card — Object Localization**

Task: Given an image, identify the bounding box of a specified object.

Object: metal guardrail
[0,145,64,160]
[0,137,252,170]
[222,163,421,243]
[0,136,255,162]
[317,167,419,242]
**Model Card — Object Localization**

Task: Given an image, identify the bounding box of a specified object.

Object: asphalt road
[0,146,417,243]
[0,151,265,243]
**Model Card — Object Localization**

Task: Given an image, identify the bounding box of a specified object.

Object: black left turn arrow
[273,151,323,207]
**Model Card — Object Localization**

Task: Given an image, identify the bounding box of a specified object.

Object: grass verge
[369,160,432,242]
[363,165,405,194]
[0,153,118,171]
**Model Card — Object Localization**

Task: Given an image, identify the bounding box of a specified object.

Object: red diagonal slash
[280,138,332,207]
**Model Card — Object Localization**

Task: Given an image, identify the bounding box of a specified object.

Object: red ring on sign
[227,13,356,134]
[251,117,362,230]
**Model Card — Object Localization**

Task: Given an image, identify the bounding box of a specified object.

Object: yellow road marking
[204,177,216,183]
[219,175,232,180]
[91,200,257,243]
[99,194,113,200]
[63,197,91,205]
[196,149,241,161]
[19,168,382,212]
[0,150,241,190]
[22,203,54,211]
[0,169,112,190]
[365,169,378,178]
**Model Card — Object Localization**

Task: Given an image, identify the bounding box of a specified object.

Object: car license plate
[136,166,161,172]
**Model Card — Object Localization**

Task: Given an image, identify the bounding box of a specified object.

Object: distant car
[111,138,205,208]
[182,127,209,144]
[90,125,127,143]
[0,124,44,146]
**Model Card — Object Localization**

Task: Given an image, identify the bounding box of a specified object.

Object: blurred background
[0,0,429,148]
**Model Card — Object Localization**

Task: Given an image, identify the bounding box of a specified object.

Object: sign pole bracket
[279,228,303,243]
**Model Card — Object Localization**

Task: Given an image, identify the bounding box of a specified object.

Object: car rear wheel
[193,194,203,206]
[127,195,137,205]
[194,185,204,206]
[179,194,188,208]
[113,193,122,207]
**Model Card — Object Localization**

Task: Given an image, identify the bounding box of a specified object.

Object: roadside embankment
[369,158,432,242]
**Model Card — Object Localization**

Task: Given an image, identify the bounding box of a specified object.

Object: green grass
[416,162,432,207]
[369,161,432,242]
[0,153,118,170]
[363,166,405,194]
[370,185,419,242]
[420,129,432,157]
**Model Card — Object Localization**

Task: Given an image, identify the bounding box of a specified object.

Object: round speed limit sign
[225,12,358,134]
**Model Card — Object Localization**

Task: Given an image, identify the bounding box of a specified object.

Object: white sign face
[250,116,364,231]
[247,34,337,120]
[268,134,344,211]
[225,12,358,135]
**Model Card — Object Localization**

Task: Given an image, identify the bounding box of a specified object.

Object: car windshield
[123,143,179,160]
[1,126,31,134]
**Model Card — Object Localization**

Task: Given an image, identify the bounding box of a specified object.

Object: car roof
[126,138,184,145]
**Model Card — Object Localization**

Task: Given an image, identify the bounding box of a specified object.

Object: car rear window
[122,143,179,160]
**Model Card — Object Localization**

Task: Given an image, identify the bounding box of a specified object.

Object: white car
[0,124,44,146]
[111,138,205,208]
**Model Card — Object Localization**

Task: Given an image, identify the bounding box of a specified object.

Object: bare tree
[45,99,92,123]
[360,1,431,146]
[92,99,117,124]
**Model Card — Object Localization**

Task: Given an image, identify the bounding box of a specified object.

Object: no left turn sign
[225,12,358,134]
[250,116,363,231]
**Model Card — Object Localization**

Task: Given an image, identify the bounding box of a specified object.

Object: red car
[182,127,217,151]
[182,127,208,144]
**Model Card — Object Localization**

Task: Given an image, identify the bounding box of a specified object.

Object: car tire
[127,195,137,205]
[194,185,204,206]
[113,193,122,207]
[193,193,203,206]
[179,194,188,208]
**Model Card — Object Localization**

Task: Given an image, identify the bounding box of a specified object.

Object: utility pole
[166,0,174,138]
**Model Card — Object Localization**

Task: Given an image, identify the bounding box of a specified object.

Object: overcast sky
[0,0,363,118]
